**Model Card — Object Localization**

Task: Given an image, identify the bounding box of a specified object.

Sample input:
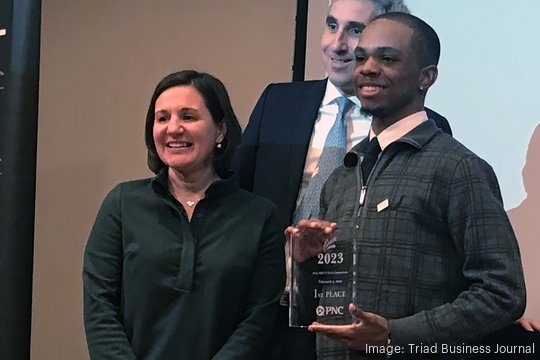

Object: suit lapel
[287,79,327,213]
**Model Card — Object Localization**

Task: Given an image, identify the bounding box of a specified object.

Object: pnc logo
[316,305,345,316]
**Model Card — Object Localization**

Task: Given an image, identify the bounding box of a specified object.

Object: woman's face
[152,85,225,175]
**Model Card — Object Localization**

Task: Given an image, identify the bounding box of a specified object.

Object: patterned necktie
[293,96,354,223]
[361,137,382,184]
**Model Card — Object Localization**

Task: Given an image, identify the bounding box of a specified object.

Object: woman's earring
[216,142,222,149]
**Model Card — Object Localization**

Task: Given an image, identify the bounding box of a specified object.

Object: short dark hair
[371,12,440,66]
[144,70,242,177]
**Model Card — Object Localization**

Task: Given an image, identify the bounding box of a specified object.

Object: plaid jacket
[317,120,525,359]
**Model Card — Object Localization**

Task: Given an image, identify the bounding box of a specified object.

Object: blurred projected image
[508,124,540,319]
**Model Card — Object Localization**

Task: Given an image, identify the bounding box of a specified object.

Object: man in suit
[235,1,451,359]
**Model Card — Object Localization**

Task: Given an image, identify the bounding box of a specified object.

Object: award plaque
[289,229,355,327]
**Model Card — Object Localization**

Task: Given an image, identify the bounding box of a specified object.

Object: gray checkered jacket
[317,120,525,359]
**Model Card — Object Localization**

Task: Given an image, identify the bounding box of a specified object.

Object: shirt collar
[152,167,237,200]
[370,110,428,150]
[322,79,361,109]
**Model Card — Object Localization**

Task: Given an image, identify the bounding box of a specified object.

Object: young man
[291,13,526,359]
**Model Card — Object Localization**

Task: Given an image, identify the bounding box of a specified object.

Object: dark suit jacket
[236,79,452,230]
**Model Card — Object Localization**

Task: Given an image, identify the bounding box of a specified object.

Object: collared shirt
[83,170,285,359]
[370,110,428,150]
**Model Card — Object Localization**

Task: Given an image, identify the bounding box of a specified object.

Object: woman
[83,70,285,359]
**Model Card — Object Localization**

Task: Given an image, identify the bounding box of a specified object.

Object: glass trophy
[289,227,355,327]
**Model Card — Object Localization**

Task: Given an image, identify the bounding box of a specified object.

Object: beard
[360,103,404,130]
[360,105,385,119]
[360,107,373,117]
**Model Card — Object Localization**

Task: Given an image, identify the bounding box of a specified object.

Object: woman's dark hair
[145,70,242,177]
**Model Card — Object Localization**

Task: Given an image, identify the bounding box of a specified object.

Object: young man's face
[320,0,377,94]
[353,18,424,122]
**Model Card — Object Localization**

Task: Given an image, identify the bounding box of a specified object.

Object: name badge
[377,199,389,212]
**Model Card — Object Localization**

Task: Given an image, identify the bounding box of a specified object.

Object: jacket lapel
[287,79,328,213]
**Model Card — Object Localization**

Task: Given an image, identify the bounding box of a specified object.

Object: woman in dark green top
[83,70,285,359]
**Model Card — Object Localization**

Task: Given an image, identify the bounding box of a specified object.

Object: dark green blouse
[83,170,285,359]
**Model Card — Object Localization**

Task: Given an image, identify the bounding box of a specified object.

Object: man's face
[321,0,377,94]
[353,19,423,122]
